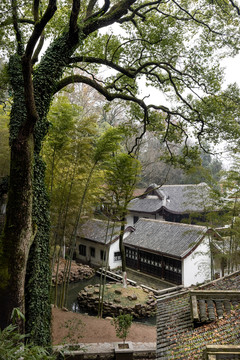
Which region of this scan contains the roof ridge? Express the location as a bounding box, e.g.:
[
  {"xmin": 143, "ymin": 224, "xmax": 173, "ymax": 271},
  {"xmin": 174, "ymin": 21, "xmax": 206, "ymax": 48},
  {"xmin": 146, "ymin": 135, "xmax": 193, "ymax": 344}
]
[{"xmin": 161, "ymin": 183, "xmax": 207, "ymax": 187}]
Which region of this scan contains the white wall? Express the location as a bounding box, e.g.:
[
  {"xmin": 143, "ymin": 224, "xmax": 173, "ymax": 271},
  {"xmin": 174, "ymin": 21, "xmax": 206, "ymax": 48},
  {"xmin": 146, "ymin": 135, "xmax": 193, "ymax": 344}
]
[
  {"xmin": 76, "ymin": 238, "xmax": 106, "ymax": 267},
  {"xmin": 182, "ymin": 236, "xmax": 211, "ymax": 287},
  {"xmin": 108, "ymin": 239, "xmax": 122, "ymax": 269},
  {"xmin": 76, "ymin": 237, "xmax": 124, "ymax": 270}
]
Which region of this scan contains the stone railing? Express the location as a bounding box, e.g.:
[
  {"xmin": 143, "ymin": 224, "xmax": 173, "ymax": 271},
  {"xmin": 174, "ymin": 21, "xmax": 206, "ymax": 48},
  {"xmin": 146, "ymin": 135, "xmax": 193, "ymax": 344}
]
[{"xmin": 204, "ymin": 345, "xmax": 240, "ymax": 359}]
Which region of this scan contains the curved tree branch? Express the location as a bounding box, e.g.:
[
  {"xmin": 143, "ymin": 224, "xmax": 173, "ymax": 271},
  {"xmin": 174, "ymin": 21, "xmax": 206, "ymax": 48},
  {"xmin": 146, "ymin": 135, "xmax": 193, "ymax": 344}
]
[
  {"xmin": 85, "ymin": 0, "xmax": 110, "ymax": 21},
  {"xmin": 172, "ymin": 0, "xmax": 222, "ymax": 35},
  {"xmin": 68, "ymin": 55, "xmax": 136, "ymax": 77},
  {"xmin": 83, "ymin": 0, "xmax": 137, "ymax": 35},
  {"xmin": 229, "ymin": 0, "xmax": 240, "ymax": 15},
  {"xmin": 118, "ymin": 0, "xmax": 161, "ymax": 23},
  {"xmin": 0, "ymin": 18, "xmax": 35, "ymax": 28},
  {"xmin": 86, "ymin": 0, "xmax": 98, "ymax": 19},
  {"xmin": 55, "ymin": 74, "xmax": 145, "ymax": 107}
]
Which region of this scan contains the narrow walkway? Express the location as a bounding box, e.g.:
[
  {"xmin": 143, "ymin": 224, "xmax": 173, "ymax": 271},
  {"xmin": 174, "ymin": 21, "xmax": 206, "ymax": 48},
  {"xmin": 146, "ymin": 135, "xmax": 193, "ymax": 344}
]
[{"xmin": 126, "ymin": 268, "xmax": 174, "ymax": 290}]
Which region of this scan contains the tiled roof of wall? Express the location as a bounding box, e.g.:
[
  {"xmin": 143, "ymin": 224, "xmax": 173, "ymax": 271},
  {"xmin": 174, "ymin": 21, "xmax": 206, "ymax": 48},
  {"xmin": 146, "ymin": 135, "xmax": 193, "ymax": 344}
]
[
  {"xmin": 156, "ymin": 271, "xmax": 240, "ymax": 360},
  {"xmin": 200, "ymin": 270, "xmax": 240, "ymax": 290}
]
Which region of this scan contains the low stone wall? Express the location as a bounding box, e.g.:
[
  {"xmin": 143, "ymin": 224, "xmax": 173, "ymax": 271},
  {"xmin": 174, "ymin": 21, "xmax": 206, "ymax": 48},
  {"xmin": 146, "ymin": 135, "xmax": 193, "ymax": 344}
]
[
  {"xmin": 78, "ymin": 284, "xmax": 157, "ymax": 319},
  {"xmin": 54, "ymin": 342, "xmax": 156, "ymax": 360},
  {"xmin": 52, "ymin": 259, "xmax": 95, "ymax": 285}
]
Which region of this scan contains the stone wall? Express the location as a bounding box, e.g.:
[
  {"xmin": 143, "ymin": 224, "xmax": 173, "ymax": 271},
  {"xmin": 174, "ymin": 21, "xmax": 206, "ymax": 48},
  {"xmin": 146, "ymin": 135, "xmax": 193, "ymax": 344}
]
[
  {"xmin": 78, "ymin": 284, "xmax": 157, "ymax": 319},
  {"xmin": 52, "ymin": 259, "xmax": 95, "ymax": 285}
]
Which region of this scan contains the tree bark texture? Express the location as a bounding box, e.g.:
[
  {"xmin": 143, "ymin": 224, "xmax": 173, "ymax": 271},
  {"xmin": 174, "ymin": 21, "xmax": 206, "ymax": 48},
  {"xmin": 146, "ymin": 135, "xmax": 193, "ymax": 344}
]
[
  {"xmin": 0, "ymin": 134, "xmax": 34, "ymax": 331},
  {"xmin": 0, "ymin": 55, "xmax": 34, "ymax": 331},
  {"xmin": 0, "ymin": 27, "xmax": 97, "ymax": 343}
]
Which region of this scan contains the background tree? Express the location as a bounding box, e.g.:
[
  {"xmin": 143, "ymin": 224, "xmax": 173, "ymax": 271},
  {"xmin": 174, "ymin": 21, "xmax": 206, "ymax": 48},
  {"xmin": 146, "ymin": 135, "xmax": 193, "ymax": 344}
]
[
  {"xmin": 219, "ymin": 161, "xmax": 240, "ymax": 274},
  {"xmin": 58, "ymin": 126, "xmax": 126, "ymax": 307},
  {"xmin": 105, "ymin": 152, "xmax": 141, "ymax": 287},
  {"xmin": 1, "ymin": 0, "xmax": 240, "ymax": 346}
]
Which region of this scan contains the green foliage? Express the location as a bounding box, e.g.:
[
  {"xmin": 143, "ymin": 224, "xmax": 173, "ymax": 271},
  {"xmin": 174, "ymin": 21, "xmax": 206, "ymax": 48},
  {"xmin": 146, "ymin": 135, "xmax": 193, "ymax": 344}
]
[
  {"xmin": 93, "ymin": 127, "xmax": 125, "ymax": 164},
  {"xmin": 10, "ymin": 307, "xmax": 25, "ymax": 325},
  {"xmin": 2, "ymin": 0, "xmax": 240, "ymax": 350},
  {"xmin": 111, "ymin": 314, "xmax": 133, "ymax": 344},
  {"xmin": 43, "ymin": 96, "xmax": 99, "ymax": 250},
  {"xmin": 218, "ymin": 159, "xmax": 240, "ymax": 272},
  {"xmin": 0, "ymin": 311, "xmax": 56, "ymax": 360},
  {"xmin": 105, "ymin": 153, "xmax": 141, "ymax": 215},
  {"xmin": 0, "ymin": 104, "xmax": 10, "ymax": 178}
]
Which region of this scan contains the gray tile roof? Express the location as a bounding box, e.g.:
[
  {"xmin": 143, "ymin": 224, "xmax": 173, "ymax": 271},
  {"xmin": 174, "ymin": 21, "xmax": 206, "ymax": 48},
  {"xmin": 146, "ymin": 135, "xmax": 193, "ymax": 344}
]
[
  {"xmin": 128, "ymin": 182, "xmax": 211, "ymax": 214},
  {"xmin": 124, "ymin": 218, "xmax": 207, "ymax": 258},
  {"xmin": 156, "ymin": 270, "xmax": 240, "ymax": 359},
  {"xmin": 77, "ymin": 219, "xmax": 121, "ymax": 244}
]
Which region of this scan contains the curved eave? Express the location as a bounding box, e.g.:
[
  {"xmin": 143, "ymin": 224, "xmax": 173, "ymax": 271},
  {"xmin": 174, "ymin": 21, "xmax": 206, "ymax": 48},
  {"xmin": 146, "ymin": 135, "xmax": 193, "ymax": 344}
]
[{"xmin": 129, "ymin": 206, "xmax": 208, "ymax": 216}]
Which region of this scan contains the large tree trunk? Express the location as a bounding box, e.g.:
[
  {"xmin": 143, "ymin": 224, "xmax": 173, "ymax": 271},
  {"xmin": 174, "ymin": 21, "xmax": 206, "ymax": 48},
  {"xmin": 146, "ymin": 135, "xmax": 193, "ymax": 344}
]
[
  {"xmin": 0, "ymin": 29, "xmax": 82, "ymax": 343},
  {"xmin": 25, "ymin": 154, "xmax": 52, "ymax": 346},
  {"xmin": 0, "ymin": 53, "xmax": 35, "ymax": 331},
  {"xmin": 0, "ymin": 133, "xmax": 34, "ymax": 331}
]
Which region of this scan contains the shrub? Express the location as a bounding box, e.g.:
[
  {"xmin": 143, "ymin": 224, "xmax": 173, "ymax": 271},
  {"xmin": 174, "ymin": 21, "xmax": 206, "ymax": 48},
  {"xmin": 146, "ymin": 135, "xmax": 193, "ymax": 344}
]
[{"xmin": 111, "ymin": 314, "xmax": 133, "ymax": 344}]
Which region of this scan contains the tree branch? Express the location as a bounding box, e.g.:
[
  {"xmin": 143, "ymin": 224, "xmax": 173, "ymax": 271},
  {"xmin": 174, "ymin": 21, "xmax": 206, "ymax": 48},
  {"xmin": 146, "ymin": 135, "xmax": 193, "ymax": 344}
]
[
  {"xmin": 68, "ymin": 55, "xmax": 135, "ymax": 77},
  {"xmin": 85, "ymin": 0, "xmax": 110, "ymax": 21},
  {"xmin": 0, "ymin": 18, "xmax": 34, "ymax": 28},
  {"xmin": 11, "ymin": 0, "xmax": 24, "ymax": 55},
  {"xmin": 86, "ymin": 0, "xmax": 98, "ymax": 19},
  {"xmin": 25, "ymin": 0, "xmax": 57, "ymax": 60},
  {"xmin": 118, "ymin": 0, "xmax": 161, "ymax": 23},
  {"xmin": 229, "ymin": 0, "xmax": 240, "ymax": 15},
  {"xmin": 83, "ymin": 0, "xmax": 137, "ymax": 35},
  {"xmin": 32, "ymin": 33, "xmax": 45, "ymax": 65},
  {"xmin": 33, "ymin": 0, "xmax": 40, "ymax": 23},
  {"xmin": 172, "ymin": 0, "xmax": 222, "ymax": 35},
  {"xmin": 54, "ymin": 74, "xmax": 145, "ymax": 107},
  {"xmin": 69, "ymin": 0, "xmax": 80, "ymax": 37}
]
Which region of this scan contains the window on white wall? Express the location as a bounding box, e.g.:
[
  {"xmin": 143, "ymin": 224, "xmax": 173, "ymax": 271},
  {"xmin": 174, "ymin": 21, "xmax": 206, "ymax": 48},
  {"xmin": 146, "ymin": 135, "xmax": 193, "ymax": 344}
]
[
  {"xmin": 114, "ymin": 251, "xmax": 121, "ymax": 261},
  {"xmin": 79, "ymin": 244, "xmax": 86, "ymax": 256}
]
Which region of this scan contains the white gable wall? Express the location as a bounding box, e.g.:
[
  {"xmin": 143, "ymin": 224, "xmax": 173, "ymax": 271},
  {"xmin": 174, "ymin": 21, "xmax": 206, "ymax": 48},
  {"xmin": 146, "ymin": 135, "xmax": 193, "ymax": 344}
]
[
  {"xmin": 108, "ymin": 229, "xmax": 133, "ymax": 269},
  {"xmin": 108, "ymin": 239, "xmax": 121, "ymax": 269},
  {"xmin": 182, "ymin": 235, "xmax": 211, "ymax": 287}
]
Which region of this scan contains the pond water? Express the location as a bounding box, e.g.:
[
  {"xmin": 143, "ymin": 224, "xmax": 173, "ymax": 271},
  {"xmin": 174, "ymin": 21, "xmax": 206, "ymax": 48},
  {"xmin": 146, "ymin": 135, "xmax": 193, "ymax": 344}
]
[{"xmin": 56, "ymin": 268, "xmax": 174, "ymax": 326}]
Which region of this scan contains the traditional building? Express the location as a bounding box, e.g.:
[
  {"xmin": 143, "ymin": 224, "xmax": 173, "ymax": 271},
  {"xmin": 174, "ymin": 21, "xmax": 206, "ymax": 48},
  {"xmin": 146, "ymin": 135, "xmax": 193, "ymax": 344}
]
[
  {"xmin": 126, "ymin": 182, "xmax": 214, "ymax": 226},
  {"xmin": 75, "ymin": 219, "xmax": 132, "ymax": 270},
  {"xmin": 123, "ymin": 218, "xmax": 220, "ymax": 286}
]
